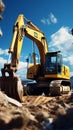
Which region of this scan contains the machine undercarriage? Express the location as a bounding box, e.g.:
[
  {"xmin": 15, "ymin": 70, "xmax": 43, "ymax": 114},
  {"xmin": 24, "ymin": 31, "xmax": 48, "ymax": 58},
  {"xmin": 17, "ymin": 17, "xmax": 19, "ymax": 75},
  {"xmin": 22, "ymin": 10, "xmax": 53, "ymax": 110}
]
[{"xmin": 22, "ymin": 78, "xmax": 71, "ymax": 97}]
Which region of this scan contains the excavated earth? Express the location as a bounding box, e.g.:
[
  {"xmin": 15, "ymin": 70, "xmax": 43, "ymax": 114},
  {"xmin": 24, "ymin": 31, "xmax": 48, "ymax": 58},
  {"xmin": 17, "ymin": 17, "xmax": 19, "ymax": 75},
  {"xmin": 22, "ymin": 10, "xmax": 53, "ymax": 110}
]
[{"xmin": 0, "ymin": 91, "xmax": 73, "ymax": 130}]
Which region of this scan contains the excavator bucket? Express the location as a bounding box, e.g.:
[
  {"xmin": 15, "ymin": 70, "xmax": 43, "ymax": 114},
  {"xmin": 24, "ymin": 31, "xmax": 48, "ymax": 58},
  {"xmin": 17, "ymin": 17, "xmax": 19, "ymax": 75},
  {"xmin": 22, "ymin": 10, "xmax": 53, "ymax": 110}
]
[
  {"xmin": 0, "ymin": 65, "xmax": 23, "ymax": 102},
  {"xmin": 0, "ymin": 76, "xmax": 23, "ymax": 102}
]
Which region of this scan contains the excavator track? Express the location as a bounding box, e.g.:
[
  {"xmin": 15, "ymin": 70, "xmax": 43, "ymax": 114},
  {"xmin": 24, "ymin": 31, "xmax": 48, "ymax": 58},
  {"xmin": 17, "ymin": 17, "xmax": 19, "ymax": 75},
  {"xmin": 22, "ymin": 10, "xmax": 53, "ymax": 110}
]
[
  {"xmin": 22, "ymin": 79, "xmax": 71, "ymax": 97},
  {"xmin": 49, "ymin": 80, "xmax": 71, "ymax": 96}
]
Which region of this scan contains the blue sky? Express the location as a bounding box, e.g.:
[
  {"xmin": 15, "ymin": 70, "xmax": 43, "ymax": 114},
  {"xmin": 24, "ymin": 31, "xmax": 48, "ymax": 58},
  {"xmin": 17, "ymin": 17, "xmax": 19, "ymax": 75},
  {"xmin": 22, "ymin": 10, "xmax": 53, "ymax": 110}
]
[{"xmin": 0, "ymin": 0, "xmax": 73, "ymax": 79}]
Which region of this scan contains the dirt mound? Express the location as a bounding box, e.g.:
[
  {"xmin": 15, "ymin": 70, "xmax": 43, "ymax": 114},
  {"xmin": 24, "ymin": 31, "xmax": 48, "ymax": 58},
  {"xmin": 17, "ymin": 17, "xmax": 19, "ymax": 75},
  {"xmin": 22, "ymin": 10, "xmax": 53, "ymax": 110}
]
[{"xmin": 0, "ymin": 91, "xmax": 73, "ymax": 130}]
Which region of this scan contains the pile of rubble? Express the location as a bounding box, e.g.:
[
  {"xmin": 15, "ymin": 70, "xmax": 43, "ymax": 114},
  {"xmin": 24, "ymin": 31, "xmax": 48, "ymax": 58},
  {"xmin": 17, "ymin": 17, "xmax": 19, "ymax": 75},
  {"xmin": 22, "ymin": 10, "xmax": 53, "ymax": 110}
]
[{"xmin": 0, "ymin": 91, "xmax": 73, "ymax": 130}]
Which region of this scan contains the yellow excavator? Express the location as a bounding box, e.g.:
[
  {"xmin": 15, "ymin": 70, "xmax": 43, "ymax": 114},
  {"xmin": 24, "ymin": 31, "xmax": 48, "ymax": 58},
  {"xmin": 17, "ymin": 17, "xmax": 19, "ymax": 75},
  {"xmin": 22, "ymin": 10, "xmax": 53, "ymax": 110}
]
[{"xmin": 0, "ymin": 14, "xmax": 71, "ymax": 102}]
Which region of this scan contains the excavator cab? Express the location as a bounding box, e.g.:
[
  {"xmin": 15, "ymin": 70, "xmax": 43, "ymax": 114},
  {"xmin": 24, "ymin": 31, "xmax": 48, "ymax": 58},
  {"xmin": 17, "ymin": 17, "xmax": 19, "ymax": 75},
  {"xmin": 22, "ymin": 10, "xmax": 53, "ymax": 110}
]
[
  {"xmin": 44, "ymin": 51, "xmax": 70, "ymax": 80},
  {"xmin": 45, "ymin": 51, "xmax": 62, "ymax": 75}
]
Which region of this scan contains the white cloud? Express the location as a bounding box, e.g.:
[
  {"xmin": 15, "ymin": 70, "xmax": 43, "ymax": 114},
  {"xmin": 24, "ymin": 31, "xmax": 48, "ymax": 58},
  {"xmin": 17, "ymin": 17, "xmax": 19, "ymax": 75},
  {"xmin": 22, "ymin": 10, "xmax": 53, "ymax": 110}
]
[
  {"xmin": 41, "ymin": 12, "xmax": 57, "ymax": 25},
  {"xmin": 0, "ymin": 48, "xmax": 9, "ymax": 55},
  {"xmin": 18, "ymin": 61, "xmax": 27, "ymax": 69},
  {"xmin": 41, "ymin": 18, "xmax": 46, "ymax": 24},
  {"xmin": 49, "ymin": 26, "xmax": 73, "ymax": 54},
  {"xmin": 41, "ymin": 17, "xmax": 51, "ymax": 25},
  {"xmin": 63, "ymin": 55, "xmax": 73, "ymax": 65},
  {"xmin": 0, "ymin": 57, "xmax": 7, "ymax": 63},
  {"xmin": 16, "ymin": 61, "xmax": 27, "ymax": 79},
  {"xmin": 50, "ymin": 12, "xmax": 57, "ymax": 24},
  {"xmin": 70, "ymin": 71, "xmax": 73, "ymax": 77}
]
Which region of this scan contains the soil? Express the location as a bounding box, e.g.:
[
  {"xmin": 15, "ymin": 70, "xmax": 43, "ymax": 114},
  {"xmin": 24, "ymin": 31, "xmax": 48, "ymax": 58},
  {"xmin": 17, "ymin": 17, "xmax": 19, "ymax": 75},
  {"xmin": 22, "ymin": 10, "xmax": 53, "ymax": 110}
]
[{"xmin": 0, "ymin": 91, "xmax": 73, "ymax": 130}]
